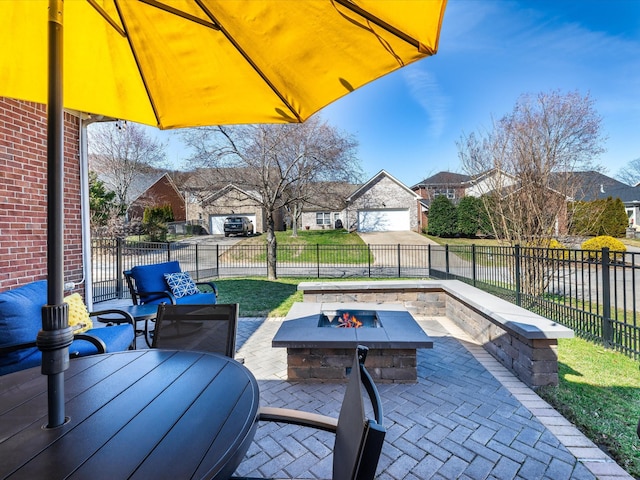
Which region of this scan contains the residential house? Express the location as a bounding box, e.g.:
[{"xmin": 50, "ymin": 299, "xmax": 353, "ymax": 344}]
[
  {"xmin": 301, "ymin": 170, "xmax": 421, "ymax": 232},
  {"xmin": 558, "ymin": 171, "xmax": 640, "ymax": 231},
  {"xmin": 127, "ymin": 172, "xmax": 185, "ymax": 223},
  {"xmin": 299, "ymin": 182, "xmax": 353, "ymax": 230},
  {"xmin": 200, "ymin": 184, "xmax": 271, "ymax": 234},
  {"xmin": 346, "ymin": 170, "xmax": 421, "ymax": 232},
  {"xmin": 412, "ymin": 171, "xmax": 471, "ymax": 228}
]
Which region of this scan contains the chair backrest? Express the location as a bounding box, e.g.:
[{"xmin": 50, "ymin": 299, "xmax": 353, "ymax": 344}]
[
  {"xmin": 152, "ymin": 303, "xmax": 239, "ymax": 358},
  {"xmin": 334, "ymin": 347, "xmax": 386, "ymax": 480},
  {"xmin": 124, "ymin": 261, "xmax": 181, "ymax": 305}
]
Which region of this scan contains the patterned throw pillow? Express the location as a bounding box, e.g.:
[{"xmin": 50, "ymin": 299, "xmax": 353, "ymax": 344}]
[
  {"xmin": 64, "ymin": 293, "xmax": 93, "ymax": 334},
  {"xmin": 164, "ymin": 272, "xmax": 200, "ymax": 298}
]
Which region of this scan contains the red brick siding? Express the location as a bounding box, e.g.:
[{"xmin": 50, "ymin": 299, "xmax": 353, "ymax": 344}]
[
  {"xmin": 129, "ymin": 176, "xmax": 186, "ymax": 221},
  {"xmin": 0, "ymin": 97, "xmax": 83, "ymax": 292}
]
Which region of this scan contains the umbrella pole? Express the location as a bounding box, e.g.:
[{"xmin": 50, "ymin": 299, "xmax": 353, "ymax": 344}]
[{"xmin": 37, "ymin": 0, "xmax": 73, "ymax": 429}]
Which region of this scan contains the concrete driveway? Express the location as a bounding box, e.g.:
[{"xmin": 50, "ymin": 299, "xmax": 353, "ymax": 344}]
[
  {"xmin": 357, "ymin": 231, "xmax": 437, "ymax": 272},
  {"xmin": 357, "ymin": 230, "xmax": 438, "ymax": 245}
]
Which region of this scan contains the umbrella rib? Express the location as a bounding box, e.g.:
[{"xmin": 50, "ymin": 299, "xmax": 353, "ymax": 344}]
[
  {"xmin": 334, "ymin": 0, "xmax": 434, "ymax": 54},
  {"xmin": 194, "ymin": 0, "xmax": 303, "ymax": 123},
  {"xmin": 110, "ymin": 0, "xmax": 163, "ymax": 127},
  {"xmin": 139, "ymin": 0, "xmax": 221, "ymax": 31},
  {"xmin": 87, "ymin": 0, "xmax": 126, "ymax": 37}
]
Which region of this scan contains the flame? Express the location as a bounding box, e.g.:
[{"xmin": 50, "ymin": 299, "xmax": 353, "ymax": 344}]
[{"xmin": 338, "ymin": 312, "xmax": 362, "ymax": 328}]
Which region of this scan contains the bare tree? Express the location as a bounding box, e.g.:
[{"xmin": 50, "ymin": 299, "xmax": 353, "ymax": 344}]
[
  {"xmin": 458, "ymin": 91, "xmax": 606, "ymax": 298},
  {"xmin": 88, "ymin": 122, "xmax": 167, "ymax": 212},
  {"xmin": 458, "ymin": 90, "xmax": 606, "ymax": 246},
  {"xmin": 616, "ymin": 157, "xmax": 640, "ymax": 186},
  {"xmin": 180, "ymin": 116, "xmax": 361, "ymax": 279}
]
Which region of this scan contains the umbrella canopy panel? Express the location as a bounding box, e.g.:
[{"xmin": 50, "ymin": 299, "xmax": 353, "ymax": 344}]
[{"xmin": 0, "ymin": 0, "xmax": 446, "ymax": 129}]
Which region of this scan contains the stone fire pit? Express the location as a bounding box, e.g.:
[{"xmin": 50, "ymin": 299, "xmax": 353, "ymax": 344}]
[{"xmin": 272, "ymin": 302, "xmax": 433, "ymax": 383}]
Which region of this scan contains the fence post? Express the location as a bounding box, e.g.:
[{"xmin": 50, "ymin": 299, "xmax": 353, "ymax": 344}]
[
  {"xmin": 195, "ymin": 244, "xmax": 200, "ymax": 280},
  {"xmin": 368, "ymin": 244, "xmax": 371, "ymax": 278},
  {"xmin": 428, "ymin": 244, "xmax": 431, "ymax": 277},
  {"xmin": 397, "ymin": 244, "xmax": 401, "ymax": 278},
  {"xmin": 116, "ymin": 238, "xmax": 123, "ymax": 299},
  {"xmin": 167, "ymin": 242, "xmax": 171, "ymax": 262},
  {"xmin": 216, "ymin": 244, "xmax": 219, "ymax": 277},
  {"xmin": 602, "ymin": 247, "xmax": 613, "ymax": 347},
  {"xmin": 472, "ymin": 244, "xmax": 477, "ymax": 287},
  {"xmin": 514, "ymin": 244, "xmax": 521, "ymax": 306},
  {"xmin": 445, "ymin": 244, "xmax": 450, "ymax": 277},
  {"xmin": 317, "ymin": 244, "xmax": 320, "ymax": 278}
]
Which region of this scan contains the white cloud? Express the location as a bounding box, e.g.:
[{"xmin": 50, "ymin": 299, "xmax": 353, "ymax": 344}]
[{"xmin": 402, "ymin": 67, "xmax": 450, "ymax": 139}]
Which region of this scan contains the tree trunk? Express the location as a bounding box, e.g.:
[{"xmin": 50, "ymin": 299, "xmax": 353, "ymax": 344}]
[
  {"xmin": 265, "ymin": 212, "xmax": 277, "ymax": 280},
  {"xmin": 291, "ymin": 204, "xmax": 299, "ymax": 237}
]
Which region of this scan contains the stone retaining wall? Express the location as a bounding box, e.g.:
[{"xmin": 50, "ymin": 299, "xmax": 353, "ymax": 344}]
[{"xmin": 300, "ymin": 280, "xmax": 574, "ymax": 388}]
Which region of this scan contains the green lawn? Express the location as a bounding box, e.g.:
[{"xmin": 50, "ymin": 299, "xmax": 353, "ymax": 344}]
[
  {"xmin": 234, "ymin": 229, "xmax": 371, "ymax": 263},
  {"xmin": 537, "ymin": 338, "xmax": 640, "ymax": 478}
]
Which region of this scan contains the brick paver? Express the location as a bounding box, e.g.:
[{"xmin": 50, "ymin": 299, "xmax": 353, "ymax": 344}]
[{"xmin": 233, "ymin": 316, "xmax": 631, "ymax": 480}]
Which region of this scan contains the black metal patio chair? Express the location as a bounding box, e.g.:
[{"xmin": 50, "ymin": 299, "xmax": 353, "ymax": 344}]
[
  {"xmin": 151, "ymin": 303, "xmax": 240, "ymax": 360},
  {"xmin": 232, "ymin": 345, "xmax": 386, "ymax": 480}
]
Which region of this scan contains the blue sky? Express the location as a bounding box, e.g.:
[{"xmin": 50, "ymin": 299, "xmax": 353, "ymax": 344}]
[{"xmin": 157, "ymin": 0, "xmax": 640, "ymax": 187}]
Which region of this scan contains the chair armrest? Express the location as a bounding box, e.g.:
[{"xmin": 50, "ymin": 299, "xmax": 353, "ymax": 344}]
[
  {"xmin": 89, "ymin": 309, "xmax": 136, "ymax": 325},
  {"xmin": 71, "ymin": 334, "xmax": 107, "ymax": 355},
  {"xmin": 196, "ymin": 281, "xmax": 218, "ymax": 296},
  {"xmin": 0, "ymin": 341, "xmax": 37, "ymax": 354},
  {"xmin": 258, "ymin": 406, "xmax": 338, "ymax": 433}
]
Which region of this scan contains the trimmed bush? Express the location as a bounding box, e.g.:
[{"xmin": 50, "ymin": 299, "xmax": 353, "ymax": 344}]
[
  {"xmin": 581, "ymin": 235, "xmax": 626, "ymax": 261},
  {"xmin": 427, "ymin": 195, "xmax": 457, "ymax": 237}
]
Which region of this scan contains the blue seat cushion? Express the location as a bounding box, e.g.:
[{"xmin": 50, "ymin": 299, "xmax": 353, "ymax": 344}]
[
  {"xmin": 130, "ymin": 261, "xmax": 181, "ymax": 303},
  {"xmin": 175, "ymin": 292, "xmax": 217, "ymax": 305},
  {"xmin": 0, "ymin": 280, "xmax": 135, "ymax": 376},
  {"xmin": 0, "ymin": 280, "xmax": 47, "ymax": 373}
]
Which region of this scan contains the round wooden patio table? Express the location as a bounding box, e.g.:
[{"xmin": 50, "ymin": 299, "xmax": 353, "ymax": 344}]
[{"xmin": 0, "ymin": 349, "xmax": 259, "ymax": 479}]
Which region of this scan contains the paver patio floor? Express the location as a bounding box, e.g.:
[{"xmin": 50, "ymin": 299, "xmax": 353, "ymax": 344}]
[{"xmin": 232, "ymin": 316, "xmax": 630, "ymax": 480}]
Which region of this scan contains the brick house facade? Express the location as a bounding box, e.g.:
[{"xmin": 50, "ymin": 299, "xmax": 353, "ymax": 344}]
[
  {"xmin": 128, "ymin": 173, "xmax": 186, "ymax": 222},
  {"xmin": 0, "ymin": 97, "xmax": 84, "ymax": 292}
]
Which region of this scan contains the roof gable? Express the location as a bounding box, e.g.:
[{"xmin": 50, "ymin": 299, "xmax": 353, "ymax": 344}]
[{"xmin": 348, "ymin": 170, "xmax": 419, "ymax": 202}]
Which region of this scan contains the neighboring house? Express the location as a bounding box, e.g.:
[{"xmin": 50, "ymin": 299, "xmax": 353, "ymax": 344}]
[
  {"xmin": 412, "ymin": 171, "xmax": 470, "ymax": 201},
  {"xmin": 346, "ymin": 170, "xmax": 421, "ymax": 232},
  {"xmin": 299, "ymin": 182, "xmax": 353, "ymax": 230},
  {"xmin": 412, "ymin": 171, "xmax": 471, "ymax": 228},
  {"xmin": 0, "ymin": 97, "xmax": 85, "ymax": 293},
  {"xmin": 300, "ymin": 170, "xmax": 420, "ymax": 232},
  {"xmin": 558, "ymin": 171, "xmax": 640, "ymax": 231},
  {"xmin": 200, "ymin": 184, "xmax": 284, "ymax": 235},
  {"xmin": 127, "ymin": 173, "xmax": 186, "ymax": 222}
]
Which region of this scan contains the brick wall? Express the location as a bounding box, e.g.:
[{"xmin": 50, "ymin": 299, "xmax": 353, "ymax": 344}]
[{"xmin": 0, "ymin": 97, "xmax": 83, "ymax": 292}]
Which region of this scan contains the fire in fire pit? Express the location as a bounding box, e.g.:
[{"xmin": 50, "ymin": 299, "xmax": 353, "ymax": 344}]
[{"xmin": 317, "ymin": 310, "xmax": 379, "ymax": 328}]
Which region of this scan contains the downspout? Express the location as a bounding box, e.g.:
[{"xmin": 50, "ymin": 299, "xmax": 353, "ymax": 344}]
[{"xmin": 79, "ymin": 116, "xmax": 93, "ymax": 310}]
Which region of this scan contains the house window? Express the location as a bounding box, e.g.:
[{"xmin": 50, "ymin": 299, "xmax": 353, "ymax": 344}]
[
  {"xmin": 316, "ymin": 212, "xmax": 331, "ymax": 225},
  {"xmin": 434, "ymin": 188, "xmax": 456, "ymax": 199}
]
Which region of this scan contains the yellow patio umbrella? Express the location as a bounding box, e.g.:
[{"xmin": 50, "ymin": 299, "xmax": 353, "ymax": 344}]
[{"xmin": 0, "ymin": 0, "xmax": 447, "ymax": 427}]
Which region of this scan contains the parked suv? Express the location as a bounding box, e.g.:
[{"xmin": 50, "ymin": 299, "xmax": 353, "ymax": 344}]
[{"xmin": 223, "ymin": 216, "xmax": 254, "ymax": 237}]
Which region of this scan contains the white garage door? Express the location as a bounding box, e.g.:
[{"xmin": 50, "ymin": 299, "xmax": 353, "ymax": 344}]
[
  {"xmin": 357, "ymin": 209, "xmax": 410, "ymax": 232},
  {"xmin": 210, "ymin": 214, "xmax": 257, "ymax": 234}
]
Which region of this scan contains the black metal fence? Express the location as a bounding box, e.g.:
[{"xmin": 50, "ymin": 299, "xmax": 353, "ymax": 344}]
[
  {"xmin": 91, "ymin": 238, "xmax": 431, "ymax": 303},
  {"xmin": 92, "ymin": 238, "xmax": 640, "ymax": 358},
  {"xmin": 429, "ymin": 244, "xmax": 640, "ymax": 358}
]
